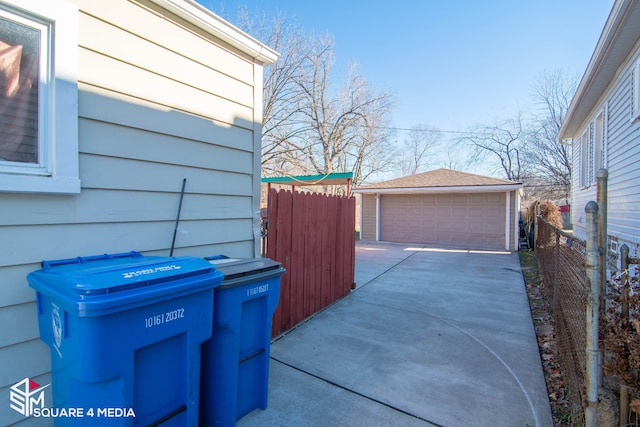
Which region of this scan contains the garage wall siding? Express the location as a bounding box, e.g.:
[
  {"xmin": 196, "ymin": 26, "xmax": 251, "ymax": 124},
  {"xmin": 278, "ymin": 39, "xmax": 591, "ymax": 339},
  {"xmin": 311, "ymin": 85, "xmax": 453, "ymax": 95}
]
[{"xmin": 361, "ymin": 194, "xmax": 377, "ymax": 241}]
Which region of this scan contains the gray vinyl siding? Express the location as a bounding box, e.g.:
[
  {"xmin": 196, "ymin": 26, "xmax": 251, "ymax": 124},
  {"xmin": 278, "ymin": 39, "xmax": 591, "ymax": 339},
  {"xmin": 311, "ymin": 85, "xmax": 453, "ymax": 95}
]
[
  {"xmin": 0, "ymin": 1, "xmax": 267, "ymax": 425},
  {"xmin": 361, "ymin": 194, "xmax": 377, "ymax": 241},
  {"xmin": 572, "ymin": 41, "xmax": 640, "ymax": 255}
]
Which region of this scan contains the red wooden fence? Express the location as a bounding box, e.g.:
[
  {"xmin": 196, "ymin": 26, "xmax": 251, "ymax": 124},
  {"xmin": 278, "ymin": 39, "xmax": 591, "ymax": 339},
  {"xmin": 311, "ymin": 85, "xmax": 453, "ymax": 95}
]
[{"xmin": 267, "ymin": 188, "xmax": 356, "ymax": 336}]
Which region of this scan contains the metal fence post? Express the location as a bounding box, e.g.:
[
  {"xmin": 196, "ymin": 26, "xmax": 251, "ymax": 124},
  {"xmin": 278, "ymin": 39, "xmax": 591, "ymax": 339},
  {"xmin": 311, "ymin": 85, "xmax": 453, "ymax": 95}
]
[
  {"xmin": 597, "ymin": 169, "xmax": 608, "ymax": 386},
  {"xmin": 585, "ymin": 201, "xmax": 600, "ymax": 427},
  {"xmin": 534, "ymin": 201, "xmax": 540, "ymax": 249}
]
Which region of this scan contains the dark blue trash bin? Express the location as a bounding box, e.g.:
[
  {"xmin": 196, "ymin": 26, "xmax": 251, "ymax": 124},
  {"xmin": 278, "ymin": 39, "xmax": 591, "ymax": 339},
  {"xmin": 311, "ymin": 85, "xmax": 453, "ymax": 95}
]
[
  {"xmin": 200, "ymin": 257, "xmax": 285, "ymax": 426},
  {"xmin": 27, "ymin": 252, "xmax": 224, "ymax": 426}
]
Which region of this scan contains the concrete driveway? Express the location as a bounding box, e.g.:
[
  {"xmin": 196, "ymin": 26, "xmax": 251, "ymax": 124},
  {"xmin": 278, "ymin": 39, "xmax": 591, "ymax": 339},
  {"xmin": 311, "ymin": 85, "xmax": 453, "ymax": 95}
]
[{"xmin": 238, "ymin": 241, "xmax": 553, "ymax": 427}]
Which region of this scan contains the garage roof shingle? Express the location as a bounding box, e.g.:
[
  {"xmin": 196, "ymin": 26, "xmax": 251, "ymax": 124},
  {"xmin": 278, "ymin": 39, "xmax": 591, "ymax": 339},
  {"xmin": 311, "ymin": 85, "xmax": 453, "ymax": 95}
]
[{"xmin": 356, "ymin": 168, "xmax": 519, "ymax": 190}]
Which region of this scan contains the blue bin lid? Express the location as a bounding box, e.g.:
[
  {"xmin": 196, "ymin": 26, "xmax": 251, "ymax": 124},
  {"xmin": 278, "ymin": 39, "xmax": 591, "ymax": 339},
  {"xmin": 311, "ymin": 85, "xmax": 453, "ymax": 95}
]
[{"xmin": 27, "ymin": 252, "xmax": 224, "ymax": 316}]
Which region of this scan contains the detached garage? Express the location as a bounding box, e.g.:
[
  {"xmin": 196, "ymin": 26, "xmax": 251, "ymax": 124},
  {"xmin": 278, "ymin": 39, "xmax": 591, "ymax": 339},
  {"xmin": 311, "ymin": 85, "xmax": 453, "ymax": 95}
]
[{"xmin": 353, "ymin": 169, "xmax": 522, "ymax": 251}]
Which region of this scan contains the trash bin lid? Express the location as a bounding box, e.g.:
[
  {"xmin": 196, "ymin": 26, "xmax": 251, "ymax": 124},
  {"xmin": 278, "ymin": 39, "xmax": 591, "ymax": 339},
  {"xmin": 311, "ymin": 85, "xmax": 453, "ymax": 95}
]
[
  {"xmin": 28, "ymin": 252, "xmax": 224, "ymax": 315},
  {"xmin": 207, "ymin": 258, "xmax": 284, "ymax": 288},
  {"xmin": 213, "ymin": 258, "xmax": 281, "ymax": 279}
]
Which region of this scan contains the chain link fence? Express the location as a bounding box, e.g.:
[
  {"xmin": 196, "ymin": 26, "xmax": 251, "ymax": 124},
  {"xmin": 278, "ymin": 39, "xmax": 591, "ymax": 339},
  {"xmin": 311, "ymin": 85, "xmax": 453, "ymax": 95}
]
[{"xmin": 536, "ymin": 218, "xmax": 588, "ymax": 425}]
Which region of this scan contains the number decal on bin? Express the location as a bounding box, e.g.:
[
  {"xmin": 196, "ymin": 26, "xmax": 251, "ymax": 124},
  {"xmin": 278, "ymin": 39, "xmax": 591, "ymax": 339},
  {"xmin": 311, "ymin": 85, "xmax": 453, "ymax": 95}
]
[
  {"xmin": 145, "ymin": 308, "xmax": 185, "ymax": 328},
  {"xmin": 247, "ymin": 283, "xmax": 269, "ymax": 297}
]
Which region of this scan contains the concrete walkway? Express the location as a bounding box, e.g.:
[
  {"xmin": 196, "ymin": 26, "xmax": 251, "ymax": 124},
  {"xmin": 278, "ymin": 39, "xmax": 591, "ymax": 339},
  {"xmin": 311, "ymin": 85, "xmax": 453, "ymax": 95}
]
[{"xmin": 238, "ymin": 241, "xmax": 553, "ymax": 427}]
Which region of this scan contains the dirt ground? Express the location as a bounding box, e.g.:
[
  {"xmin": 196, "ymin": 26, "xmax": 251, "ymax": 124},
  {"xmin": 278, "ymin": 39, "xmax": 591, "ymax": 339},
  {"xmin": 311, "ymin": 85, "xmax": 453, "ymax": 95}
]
[{"xmin": 519, "ymin": 250, "xmax": 571, "ymax": 426}]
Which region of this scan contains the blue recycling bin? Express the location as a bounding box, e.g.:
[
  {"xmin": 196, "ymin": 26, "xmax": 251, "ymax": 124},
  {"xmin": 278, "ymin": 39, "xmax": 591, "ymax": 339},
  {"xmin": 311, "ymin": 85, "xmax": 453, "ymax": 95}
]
[
  {"xmin": 27, "ymin": 252, "xmax": 224, "ymax": 426},
  {"xmin": 200, "ymin": 257, "xmax": 285, "ymax": 426}
]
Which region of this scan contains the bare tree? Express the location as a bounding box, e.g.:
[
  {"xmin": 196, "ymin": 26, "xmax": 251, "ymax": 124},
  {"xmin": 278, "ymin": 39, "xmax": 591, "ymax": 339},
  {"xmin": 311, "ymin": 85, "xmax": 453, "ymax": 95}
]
[
  {"xmin": 293, "ymin": 42, "xmax": 395, "ymax": 183},
  {"xmin": 439, "ymin": 138, "xmax": 476, "ymax": 171},
  {"xmin": 233, "ymin": 9, "xmax": 308, "ymax": 176},
  {"xmin": 399, "ymin": 124, "xmax": 441, "ymax": 175},
  {"xmin": 524, "ymin": 69, "xmax": 577, "ymax": 202},
  {"xmin": 233, "ymin": 9, "xmax": 395, "ymax": 187},
  {"xmin": 347, "ymin": 104, "xmax": 397, "ymax": 186},
  {"xmin": 458, "ymin": 113, "xmax": 526, "ymax": 181}
]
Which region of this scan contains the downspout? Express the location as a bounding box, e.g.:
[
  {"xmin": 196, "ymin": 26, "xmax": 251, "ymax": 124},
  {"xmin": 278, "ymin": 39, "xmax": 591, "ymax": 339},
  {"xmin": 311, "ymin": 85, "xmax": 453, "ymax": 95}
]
[
  {"xmin": 358, "ymin": 194, "xmax": 363, "ymax": 241},
  {"xmin": 515, "ymin": 190, "xmax": 522, "ymax": 251},
  {"xmin": 505, "ymin": 191, "xmax": 511, "ymax": 250},
  {"xmin": 375, "ymin": 193, "xmax": 381, "ymax": 241}
]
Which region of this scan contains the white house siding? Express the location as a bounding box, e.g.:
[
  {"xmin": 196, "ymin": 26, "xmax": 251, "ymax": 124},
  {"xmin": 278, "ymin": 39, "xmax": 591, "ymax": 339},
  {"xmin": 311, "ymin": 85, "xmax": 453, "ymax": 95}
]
[
  {"xmin": 0, "ymin": 1, "xmax": 272, "ymax": 425},
  {"xmin": 572, "ymin": 42, "xmax": 640, "ymax": 258},
  {"xmin": 571, "ymin": 129, "xmax": 591, "ymax": 241},
  {"xmin": 606, "ymin": 45, "xmax": 640, "ymax": 257}
]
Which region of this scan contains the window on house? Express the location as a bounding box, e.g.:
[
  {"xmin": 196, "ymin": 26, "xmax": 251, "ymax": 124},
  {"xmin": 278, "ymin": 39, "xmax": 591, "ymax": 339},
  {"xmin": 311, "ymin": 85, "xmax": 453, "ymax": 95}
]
[
  {"xmin": 579, "ymin": 107, "xmax": 607, "ymax": 189},
  {"xmin": 0, "ymin": 0, "xmax": 79, "ymax": 194},
  {"xmin": 633, "ymin": 58, "xmax": 640, "ymax": 122},
  {"xmin": 579, "ymin": 128, "xmax": 590, "ymax": 188},
  {"xmin": 594, "ymin": 110, "xmax": 605, "ymax": 174},
  {"xmin": 0, "ymin": 12, "xmax": 42, "ymax": 165}
]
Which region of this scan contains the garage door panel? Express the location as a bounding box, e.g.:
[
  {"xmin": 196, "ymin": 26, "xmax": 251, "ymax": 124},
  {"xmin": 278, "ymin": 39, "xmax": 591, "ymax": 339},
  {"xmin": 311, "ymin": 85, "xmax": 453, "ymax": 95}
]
[
  {"xmin": 422, "ymin": 195, "xmax": 437, "ymax": 204},
  {"xmin": 436, "ymin": 194, "xmax": 453, "ymax": 204},
  {"xmin": 468, "ymin": 234, "xmax": 489, "ymax": 246},
  {"xmin": 422, "ymin": 207, "xmax": 436, "ymax": 216},
  {"xmin": 485, "ymin": 222, "xmax": 503, "ymax": 233},
  {"xmin": 486, "ymin": 193, "xmax": 504, "ymax": 202},
  {"xmin": 380, "ymin": 193, "xmax": 506, "ymax": 250},
  {"xmin": 468, "ymin": 220, "xmax": 485, "ymax": 230},
  {"xmin": 467, "ymin": 193, "xmax": 485, "ymax": 203},
  {"xmin": 453, "ymin": 220, "xmax": 472, "ymax": 232},
  {"xmin": 485, "ymin": 235, "xmax": 505, "ymax": 248},
  {"xmin": 486, "ymin": 206, "xmax": 503, "ymax": 216},
  {"xmin": 421, "ymin": 220, "xmax": 436, "ymax": 231},
  {"xmin": 452, "ymin": 194, "xmax": 470, "ymax": 203},
  {"xmin": 437, "ymin": 220, "xmax": 453, "ymax": 231},
  {"xmin": 452, "ymin": 207, "xmax": 467, "ymax": 217},
  {"xmin": 420, "ymin": 231, "xmax": 436, "ymax": 241}
]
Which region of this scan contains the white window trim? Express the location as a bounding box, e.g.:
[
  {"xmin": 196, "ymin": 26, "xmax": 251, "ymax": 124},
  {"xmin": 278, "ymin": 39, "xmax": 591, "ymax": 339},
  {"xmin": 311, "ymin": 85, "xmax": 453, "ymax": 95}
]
[
  {"xmin": 579, "ymin": 105, "xmax": 607, "ymax": 189},
  {"xmin": 0, "ymin": 0, "xmax": 79, "ymax": 194},
  {"xmin": 594, "ymin": 108, "xmax": 605, "ymax": 175},
  {"xmin": 633, "ymin": 58, "xmax": 640, "ymax": 122},
  {"xmin": 579, "ymin": 129, "xmax": 589, "ymax": 189}
]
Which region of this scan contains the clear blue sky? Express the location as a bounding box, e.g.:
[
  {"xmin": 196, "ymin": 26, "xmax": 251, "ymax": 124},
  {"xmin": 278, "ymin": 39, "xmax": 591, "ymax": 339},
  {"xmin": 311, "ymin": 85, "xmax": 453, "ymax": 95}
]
[{"xmin": 202, "ymin": 1, "xmax": 613, "ymax": 134}]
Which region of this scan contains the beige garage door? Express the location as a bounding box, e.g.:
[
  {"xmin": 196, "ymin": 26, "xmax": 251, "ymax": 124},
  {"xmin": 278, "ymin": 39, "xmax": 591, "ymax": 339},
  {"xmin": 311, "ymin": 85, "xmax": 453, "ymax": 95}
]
[{"xmin": 380, "ymin": 193, "xmax": 506, "ymax": 249}]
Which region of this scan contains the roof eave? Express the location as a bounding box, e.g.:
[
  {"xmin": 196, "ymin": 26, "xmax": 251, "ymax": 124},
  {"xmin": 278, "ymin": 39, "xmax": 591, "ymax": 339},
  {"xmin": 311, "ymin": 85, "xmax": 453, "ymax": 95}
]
[
  {"xmin": 148, "ymin": 0, "xmax": 279, "ymax": 65},
  {"xmin": 352, "ymin": 184, "xmax": 523, "ymax": 194},
  {"xmin": 559, "ymin": 0, "xmax": 635, "ymax": 140}
]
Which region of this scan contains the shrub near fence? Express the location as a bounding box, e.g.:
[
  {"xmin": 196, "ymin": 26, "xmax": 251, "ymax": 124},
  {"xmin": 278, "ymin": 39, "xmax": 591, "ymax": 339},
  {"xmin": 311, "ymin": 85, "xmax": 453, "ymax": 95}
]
[{"xmin": 536, "ymin": 218, "xmax": 588, "ymax": 425}]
